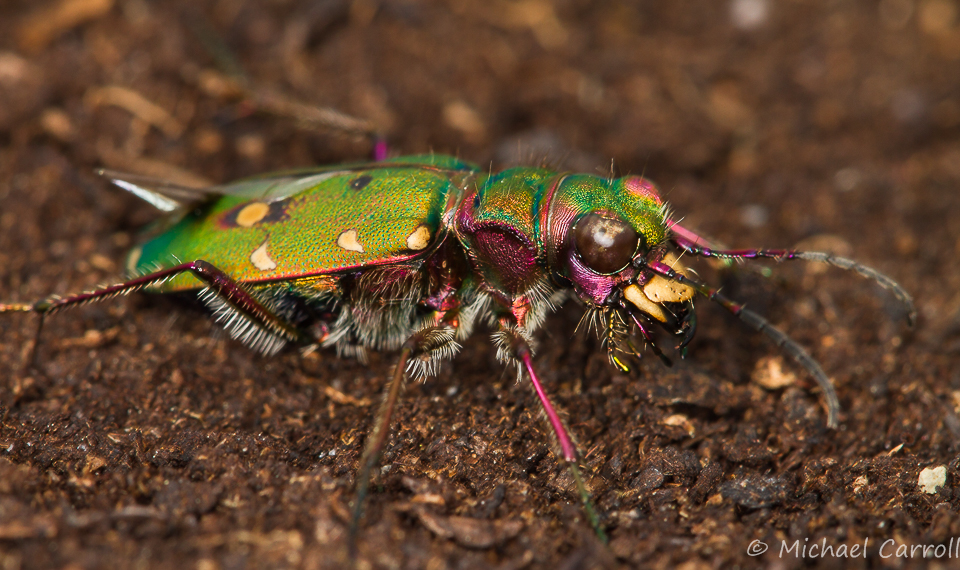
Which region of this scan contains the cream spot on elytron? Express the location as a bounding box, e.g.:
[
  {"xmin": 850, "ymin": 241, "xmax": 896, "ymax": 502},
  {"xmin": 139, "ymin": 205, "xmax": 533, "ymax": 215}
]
[
  {"xmin": 406, "ymin": 225, "xmax": 431, "ymax": 250},
  {"xmin": 250, "ymin": 240, "xmax": 277, "ymax": 271},
  {"xmin": 236, "ymin": 202, "xmax": 270, "ymax": 227},
  {"xmin": 337, "ymin": 229, "xmax": 364, "ymax": 252},
  {"xmin": 126, "ymin": 246, "xmax": 142, "ymax": 275}
]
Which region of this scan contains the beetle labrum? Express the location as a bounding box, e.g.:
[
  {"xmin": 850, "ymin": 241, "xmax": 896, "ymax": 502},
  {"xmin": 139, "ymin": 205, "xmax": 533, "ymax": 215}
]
[{"xmin": 1, "ymin": 154, "xmax": 915, "ymax": 540}]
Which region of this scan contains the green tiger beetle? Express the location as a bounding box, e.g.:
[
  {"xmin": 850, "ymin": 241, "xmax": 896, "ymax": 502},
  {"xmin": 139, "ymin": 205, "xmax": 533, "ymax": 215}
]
[{"xmin": 0, "ymin": 153, "xmax": 915, "ymax": 545}]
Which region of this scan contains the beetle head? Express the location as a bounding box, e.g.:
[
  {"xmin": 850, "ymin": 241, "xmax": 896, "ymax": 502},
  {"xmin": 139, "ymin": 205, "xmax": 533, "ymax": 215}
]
[{"xmin": 548, "ymin": 174, "xmax": 694, "ymax": 332}]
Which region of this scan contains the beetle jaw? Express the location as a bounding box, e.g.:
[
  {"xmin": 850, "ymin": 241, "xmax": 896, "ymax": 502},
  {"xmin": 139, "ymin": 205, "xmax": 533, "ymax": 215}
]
[
  {"xmin": 621, "ymin": 251, "xmax": 695, "ymax": 322},
  {"xmin": 565, "ymin": 248, "xmax": 694, "ymax": 319}
]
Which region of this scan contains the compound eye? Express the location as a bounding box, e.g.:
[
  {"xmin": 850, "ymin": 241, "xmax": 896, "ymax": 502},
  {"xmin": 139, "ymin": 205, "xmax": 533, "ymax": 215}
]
[{"xmin": 573, "ymin": 213, "xmax": 643, "ymax": 274}]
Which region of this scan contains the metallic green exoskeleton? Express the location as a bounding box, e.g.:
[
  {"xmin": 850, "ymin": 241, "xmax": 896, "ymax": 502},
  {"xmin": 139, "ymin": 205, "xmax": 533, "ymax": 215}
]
[
  {"xmin": 1, "ymin": 153, "xmax": 916, "ymax": 542},
  {"xmin": 115, "ymin": 153, "xmax": 688, "ymax": 378}
]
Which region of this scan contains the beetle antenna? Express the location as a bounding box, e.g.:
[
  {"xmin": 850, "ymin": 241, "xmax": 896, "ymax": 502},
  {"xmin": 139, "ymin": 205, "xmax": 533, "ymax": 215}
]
[
  {"xmin": 635, "ymin": 257, "xmax": 841, "ymax": 428},
  {"xmin": 669, "ymin": 229, "xmax": 916, "ymax": 326}
]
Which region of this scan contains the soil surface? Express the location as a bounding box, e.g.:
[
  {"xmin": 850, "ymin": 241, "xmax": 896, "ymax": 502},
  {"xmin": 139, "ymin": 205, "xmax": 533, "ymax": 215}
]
[{"xmin": 1, "ymin": 1, "xmax": 959, "ymax": 569}]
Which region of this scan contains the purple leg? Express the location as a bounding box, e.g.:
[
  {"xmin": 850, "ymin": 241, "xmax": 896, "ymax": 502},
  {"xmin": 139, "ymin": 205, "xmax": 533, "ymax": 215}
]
[
  {"xmin": 517, "ymin": 347, "xmax": 577, "ymax": 462},
  {"xmin": 501, "ymin": 329, "xmax": 607, "ymax": 542},
  {"xmin": 2, "ymin": 261, "xmax": 305, "ymax": 356}
]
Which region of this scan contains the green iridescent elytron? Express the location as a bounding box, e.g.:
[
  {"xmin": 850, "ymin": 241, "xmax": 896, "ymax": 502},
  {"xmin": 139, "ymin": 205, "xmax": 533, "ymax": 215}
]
[
  {"xmin": 131, "ymin": 157, "xmax": 459, "ymax": 294},
  {"xmin": 1, "ymin": 153, "xmax": 915, "ymax": 541}
]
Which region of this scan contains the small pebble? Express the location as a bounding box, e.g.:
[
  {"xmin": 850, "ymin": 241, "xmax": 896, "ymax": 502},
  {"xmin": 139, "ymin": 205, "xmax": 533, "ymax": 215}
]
[
  {"xmin": 918, "ymin": 465, "xmax": 947, "ymax": 494},
  {"xmin": 752, "ymin": 356, "xmax": 797, "ymax": 390},
  {"xmin": 852, "ymin": 474, "xmax": 869, "ymax": 493},
  {"xmin": 740, "ymin": 204, "xmax": 769, "ymax": 228},
  {"xmin": 662, "ymin": 414, "xmax": 696, "ymax": 437},
  {"xmin": 236, "ymin": 134, "xmax": 265, "ymax": 160},
  {"xmin": 834, "ymin": 167, "xmax": 862, "ymax": 192},
  {"xmin": 40, "ymin": 108, "xmax": 75, "ymax": 142},
  {"xmin": 730, "ymin": 0, "xmax": 770, "ymax": 30}
]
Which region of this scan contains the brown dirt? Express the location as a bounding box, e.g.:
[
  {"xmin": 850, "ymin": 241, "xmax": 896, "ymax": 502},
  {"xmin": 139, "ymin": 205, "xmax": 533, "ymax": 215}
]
[{"xmin": 1, "ymin": 1, "xmax": 959, "ymax": 568}]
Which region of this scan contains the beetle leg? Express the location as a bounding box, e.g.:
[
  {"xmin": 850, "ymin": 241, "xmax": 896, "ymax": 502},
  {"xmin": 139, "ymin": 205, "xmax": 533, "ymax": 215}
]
[
  {"xmin": 2, "ymin": 260, "xmax": 306, "ymax": 360},
  {"xmin": 669, "ymin": 228, "xmax": 916, "ymax": 325},
  {"xmin": 348, "ymin": 324, "xmax": 460, "ymax": 554},
  {"xmin": 495, "ymin": 325, "xmax": 608, "ymax": 543},
  {"xmin": 349, "ymin": 340, "xmax": 411, "ymax": 556}
]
